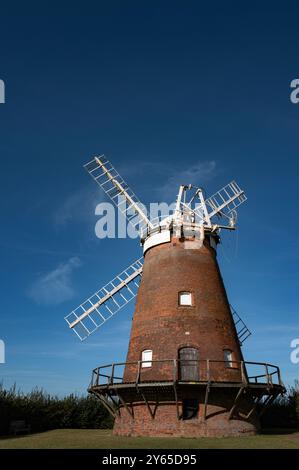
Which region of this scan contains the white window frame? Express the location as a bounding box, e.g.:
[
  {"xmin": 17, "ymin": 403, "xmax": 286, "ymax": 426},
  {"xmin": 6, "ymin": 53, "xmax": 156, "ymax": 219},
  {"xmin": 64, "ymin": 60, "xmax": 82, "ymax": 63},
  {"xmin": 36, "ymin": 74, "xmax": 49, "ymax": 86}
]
[
  {"xmin": 224, "ymin": 349, "xmax": 234, "ymax": 368},
  {"xmin": 179, "ymin": 291, "xmax": 192, "ymax": 306},
  {"xmin": 141, "ymin": 349, "xmax": 152, "ymax": 368}
]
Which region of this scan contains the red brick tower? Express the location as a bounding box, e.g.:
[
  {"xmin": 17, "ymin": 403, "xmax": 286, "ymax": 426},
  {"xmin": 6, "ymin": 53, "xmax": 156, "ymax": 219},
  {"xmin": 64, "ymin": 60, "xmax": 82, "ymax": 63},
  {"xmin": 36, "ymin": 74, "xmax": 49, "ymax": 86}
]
[
  {"xmin": 115, "ymin": 233, "xmax": 249, "ymax": 436},
  {"xmin": 66, "ymin": 156, "xmax": 285, "ymax": 438}
]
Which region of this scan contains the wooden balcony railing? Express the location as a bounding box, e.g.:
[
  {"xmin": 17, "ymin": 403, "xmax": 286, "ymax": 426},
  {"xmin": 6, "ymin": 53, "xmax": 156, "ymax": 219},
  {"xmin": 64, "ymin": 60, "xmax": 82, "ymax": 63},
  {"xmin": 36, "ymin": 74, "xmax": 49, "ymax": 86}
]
[{"xmin": 89, "ymin": 359, "xmax": 283, "ymax": 389}]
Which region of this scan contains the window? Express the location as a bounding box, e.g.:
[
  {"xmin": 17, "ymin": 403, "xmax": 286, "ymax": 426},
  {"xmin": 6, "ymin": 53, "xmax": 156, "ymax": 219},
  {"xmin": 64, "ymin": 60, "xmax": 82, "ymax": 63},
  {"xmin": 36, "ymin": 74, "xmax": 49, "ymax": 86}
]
[
  {"xmin": 182, "ymin": 399, "xmax": 199, "ymax": 420},
  {"xmin": 224, "ymin": 349, "xmax": 233, "ymax": 368},
  {"xmin": 179, "ymin": 291, "xmax": 192, "ymax": 306},
  {"xmin": 141, "ymin": 349, "xmax": 152, "ymax": 368}
]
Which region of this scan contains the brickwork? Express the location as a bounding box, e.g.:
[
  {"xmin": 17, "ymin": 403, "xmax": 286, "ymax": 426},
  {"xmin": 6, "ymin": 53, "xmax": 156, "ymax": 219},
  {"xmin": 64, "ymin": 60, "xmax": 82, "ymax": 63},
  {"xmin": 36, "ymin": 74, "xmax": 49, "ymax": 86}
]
[
  {"xmin": 114, "ymin": 234, "xmax": 259, "ymax": 436},
  {"xmin": 113, "ymin": 388, "xmax": 259, "ymax": 437},
  {"xmin": 124, "ymin": 235, "xmax": 243, "ymax": 383}
]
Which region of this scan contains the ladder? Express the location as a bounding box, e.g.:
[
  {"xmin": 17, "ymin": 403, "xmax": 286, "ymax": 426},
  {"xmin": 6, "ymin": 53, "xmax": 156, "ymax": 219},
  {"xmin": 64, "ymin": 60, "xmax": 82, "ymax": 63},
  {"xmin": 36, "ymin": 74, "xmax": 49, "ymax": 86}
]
[
  {"xmin": 65, "ymin": 258, "xmax": 144, "ymax": 340},
  {"xmin": 231, "ymin": 305, "xmax": 252, "ymax": 345}
]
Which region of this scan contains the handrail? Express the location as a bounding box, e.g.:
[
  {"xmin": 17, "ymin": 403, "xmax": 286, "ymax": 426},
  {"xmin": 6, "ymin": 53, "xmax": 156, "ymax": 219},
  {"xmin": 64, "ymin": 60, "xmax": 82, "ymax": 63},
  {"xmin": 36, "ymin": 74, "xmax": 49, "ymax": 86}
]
[
  {"xmin": 89, "ymin": 359, "xmax": 283, "ymax": 389},
  {"xmin": 247, "ymin": 371, "xmax": 277, "ymax": 379},
  {"xmin": 139, "ymin": 213, "xmax": 208, "ymax": 240}
]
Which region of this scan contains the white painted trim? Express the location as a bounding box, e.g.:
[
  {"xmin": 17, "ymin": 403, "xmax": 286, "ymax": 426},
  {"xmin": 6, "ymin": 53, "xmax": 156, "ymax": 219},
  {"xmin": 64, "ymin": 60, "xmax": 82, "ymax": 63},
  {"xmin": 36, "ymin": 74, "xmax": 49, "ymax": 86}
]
[{"xmin": 143, "ymin": 230, "xmax": 171, "ymax": 254}]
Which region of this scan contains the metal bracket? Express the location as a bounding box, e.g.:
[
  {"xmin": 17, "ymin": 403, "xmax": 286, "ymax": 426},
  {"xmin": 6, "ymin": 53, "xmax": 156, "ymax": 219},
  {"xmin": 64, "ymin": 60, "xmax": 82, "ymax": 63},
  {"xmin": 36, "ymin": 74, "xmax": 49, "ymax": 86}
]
[
  {"xmin": 204, "ymin": 381, "xmax": 211, "ymax": 420},
  {"xmin": 229, "ymin": 386, "xmax": 246, "ymax": 420},
  {"xmin": 117, "ymin": 392, "xmax": 134, "ymax": 419}
]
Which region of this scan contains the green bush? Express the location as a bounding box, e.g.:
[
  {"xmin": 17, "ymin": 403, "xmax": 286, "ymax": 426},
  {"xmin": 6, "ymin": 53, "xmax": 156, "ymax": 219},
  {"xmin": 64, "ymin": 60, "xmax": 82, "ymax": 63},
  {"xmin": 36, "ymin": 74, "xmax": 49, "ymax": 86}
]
[
  {"xmin": 0, "ymin": 384, "xmax": 113, "ymax": 435},
  {"xmin": 1, "ymin": 381, "xmax": 298, "ymax": 435},
  {"xmin": 260, "ymin": 380, "xmax": 299, "ymax": 429}
]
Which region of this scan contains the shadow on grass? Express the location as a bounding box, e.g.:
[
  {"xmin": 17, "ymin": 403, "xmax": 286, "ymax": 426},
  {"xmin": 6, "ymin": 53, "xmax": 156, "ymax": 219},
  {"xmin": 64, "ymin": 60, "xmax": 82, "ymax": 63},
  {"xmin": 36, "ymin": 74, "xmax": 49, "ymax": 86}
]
[
  {"xmin": 0, "ymin": 430, "xmax": 53, "ymax": 441},
  {"xmin": 261, "ymin": 428, "xmax": 299, "ymax": 435}
]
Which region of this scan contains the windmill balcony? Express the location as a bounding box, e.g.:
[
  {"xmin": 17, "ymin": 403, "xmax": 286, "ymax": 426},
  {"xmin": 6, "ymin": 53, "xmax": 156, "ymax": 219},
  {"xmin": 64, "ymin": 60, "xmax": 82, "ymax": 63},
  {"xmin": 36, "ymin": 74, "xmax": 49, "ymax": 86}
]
[
  {"xmin": 89, "ymin": 359, "xmax": 284, "ymax": 391},
  {"xmin": 88, "ymin": 359, "xmax": 285, "ymax": 423}
]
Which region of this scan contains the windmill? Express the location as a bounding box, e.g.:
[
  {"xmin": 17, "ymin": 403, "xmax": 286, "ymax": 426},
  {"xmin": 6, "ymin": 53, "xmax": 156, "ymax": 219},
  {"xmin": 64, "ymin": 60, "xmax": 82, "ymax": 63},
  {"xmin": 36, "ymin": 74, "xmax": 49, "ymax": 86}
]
[{"xmin": 65, "ymin": 155, "xmax": 284, "ymax": 437}]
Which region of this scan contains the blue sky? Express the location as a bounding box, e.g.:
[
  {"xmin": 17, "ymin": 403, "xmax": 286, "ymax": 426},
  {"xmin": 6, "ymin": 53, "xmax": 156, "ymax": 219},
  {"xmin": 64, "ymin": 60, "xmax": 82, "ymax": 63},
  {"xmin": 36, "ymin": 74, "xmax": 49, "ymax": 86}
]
[{"xmin": 0, "ymin": 2, "xmax": 298, "ymax": 395}]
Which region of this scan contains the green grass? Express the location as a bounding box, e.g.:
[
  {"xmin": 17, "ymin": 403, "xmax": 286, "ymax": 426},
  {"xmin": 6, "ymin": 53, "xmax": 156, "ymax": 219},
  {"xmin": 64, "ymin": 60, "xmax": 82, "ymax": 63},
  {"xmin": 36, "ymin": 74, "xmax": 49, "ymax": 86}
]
[{"xmin": 0, "ymin": 429, "xmax": 299, "ymax": 449}]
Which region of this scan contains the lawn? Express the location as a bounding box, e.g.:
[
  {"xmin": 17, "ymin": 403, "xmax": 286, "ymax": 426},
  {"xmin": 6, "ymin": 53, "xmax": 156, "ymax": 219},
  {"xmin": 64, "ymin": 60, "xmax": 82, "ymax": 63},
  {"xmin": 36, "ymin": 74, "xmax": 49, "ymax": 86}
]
[{"xmin": 0, "ymin": 429, "xmax": 299, "ymax": 449}]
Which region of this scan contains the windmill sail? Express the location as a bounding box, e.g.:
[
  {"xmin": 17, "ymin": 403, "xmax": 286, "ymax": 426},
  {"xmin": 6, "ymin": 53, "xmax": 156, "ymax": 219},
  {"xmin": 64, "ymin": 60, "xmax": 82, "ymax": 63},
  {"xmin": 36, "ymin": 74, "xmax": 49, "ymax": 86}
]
[
  {"xmin": 192, "ymin": 181, "xmax": 246, "ymax": 225},
  {"xmin": 204, "ymin": 181, "xmax": 247, "ymax": 220},
  {"xmin": 84, "ymin": 155, "xmax": 153, "ymax": 234},
  {"xmin": 65, "ymin": 258, "xmax": 143, "ymax": 340}
]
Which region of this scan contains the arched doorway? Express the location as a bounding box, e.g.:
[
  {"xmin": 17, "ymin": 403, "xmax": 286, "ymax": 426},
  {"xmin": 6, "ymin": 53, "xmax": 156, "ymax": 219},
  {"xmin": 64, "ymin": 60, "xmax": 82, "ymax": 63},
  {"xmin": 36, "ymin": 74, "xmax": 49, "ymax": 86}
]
[{"xmin": 179, "ymin": 347, "xmax": 199, "ymax": 381}]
